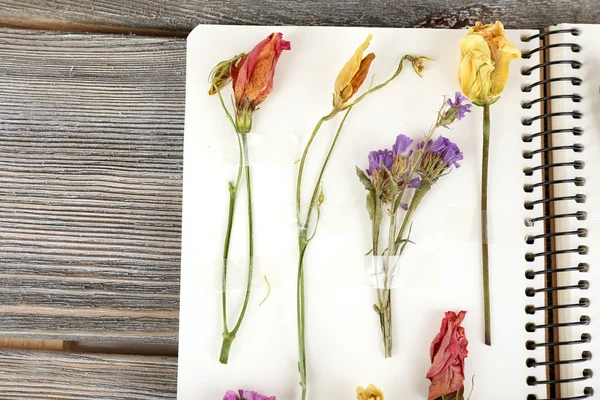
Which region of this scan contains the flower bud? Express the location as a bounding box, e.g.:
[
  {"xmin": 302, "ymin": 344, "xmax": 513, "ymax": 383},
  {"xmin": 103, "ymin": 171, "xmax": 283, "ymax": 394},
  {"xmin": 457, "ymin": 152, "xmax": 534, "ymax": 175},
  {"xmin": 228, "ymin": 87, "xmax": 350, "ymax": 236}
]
[
  {"xmin": 406, "ymin": 55, "xmax": 432, "ymax": 77},
  {"xmin": 317, "ymin": 186, "xmax": 325, "ymax": 209},
  {"xmin": 209, "ymin": 59, "xmax": 232, "ymax": 95},
  {"xmin": 231, "ymin": 33, "xmax": 291, "ymax": 133},
  {"xmin": 333, "ymin": 35, "xmax": 376, "ymax": 109}
]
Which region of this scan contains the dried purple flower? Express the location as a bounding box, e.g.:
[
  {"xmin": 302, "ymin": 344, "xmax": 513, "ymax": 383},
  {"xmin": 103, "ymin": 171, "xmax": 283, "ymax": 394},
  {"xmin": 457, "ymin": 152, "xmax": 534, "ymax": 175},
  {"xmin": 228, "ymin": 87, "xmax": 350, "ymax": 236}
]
[
  {"xmin": 437, "ymin": 92, "xmax": 471, "ymax": 127},
  {"xmin": 223, "ymin": 390, "xmax": 276, "ymax": 400},
  {"xmin": 417, "ymin": 136, "xmax": 463, "ymax": 183},
  {"xmin": 446, "ymin": 92, "xmax": 472, "ymax": 121},
  {"xmin": 392, "ymin": 134, "xmax": 413, "ymax": 157},
  {"xmin": 366, "ymin": 149, "xmax": 393, "ymax": 177}
]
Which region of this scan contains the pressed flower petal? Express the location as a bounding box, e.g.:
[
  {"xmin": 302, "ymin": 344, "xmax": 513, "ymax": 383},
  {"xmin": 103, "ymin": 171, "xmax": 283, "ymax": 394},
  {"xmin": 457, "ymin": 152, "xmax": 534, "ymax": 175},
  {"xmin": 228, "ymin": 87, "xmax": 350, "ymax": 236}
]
[
  {"xmin": 334, "ymin": 34, "xmax": 373, "ymax": 104},
  {"xmin": 392, "ymin": 134, "xmax": 414, "ymax": 156},
  {"xmin": 349, "ymin": 53, "xmax": 376, "ymax": 97},
  {"xmin": 366, "ymin": 149, "xmax": 393, "ymax": 177},
  {"xmin": 427, "ymin": 311, "xmax": 468, "ymax": 400},
  {"xmin": 458, "ymin": 34, "xmax": 494, "ymax": 105},
  {"xmin": 245, "ymin": 33, "xmax": 291, "ymax": 108},
  {"xmin": 223, "ymin": 390, "xmax": 240, "ymax": 400}
]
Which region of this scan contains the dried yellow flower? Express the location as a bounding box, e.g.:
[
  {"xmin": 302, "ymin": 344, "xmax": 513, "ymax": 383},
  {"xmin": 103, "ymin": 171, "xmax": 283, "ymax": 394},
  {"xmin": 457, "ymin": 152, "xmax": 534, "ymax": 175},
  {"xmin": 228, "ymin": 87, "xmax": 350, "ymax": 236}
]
[
  {"xmin": 357, "ymin": 383, "xmax": 385, "ymax": 400},
  {"xmin": 458, "ymin": 21, "xmax": 520, "ymax": 105},
  {"xmin": 333, "ymin": 35, "xmax": 376, "ymax": 108}
]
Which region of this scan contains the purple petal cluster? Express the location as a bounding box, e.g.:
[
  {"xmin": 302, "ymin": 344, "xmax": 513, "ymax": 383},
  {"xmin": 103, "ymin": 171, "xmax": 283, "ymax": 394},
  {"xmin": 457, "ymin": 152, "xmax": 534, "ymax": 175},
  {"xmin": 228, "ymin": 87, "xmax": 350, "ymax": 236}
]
[
  {"xmin": 366, "ymin": 149, "xmax": 393, "ymax": 177},
  {"xmin": 419, "ymin": 136, "xmax": 464, "ymax": 168},
  {"xmin": 446, "ymin": 92, "xmax": 471, "ymax": 121},
  {"xmin": 392, "ymin": 134, "xmax": 413, "ymax": 157},
  {"xmin": 224, "ymin": 390, "xmax": 275, "ymax": 400}
]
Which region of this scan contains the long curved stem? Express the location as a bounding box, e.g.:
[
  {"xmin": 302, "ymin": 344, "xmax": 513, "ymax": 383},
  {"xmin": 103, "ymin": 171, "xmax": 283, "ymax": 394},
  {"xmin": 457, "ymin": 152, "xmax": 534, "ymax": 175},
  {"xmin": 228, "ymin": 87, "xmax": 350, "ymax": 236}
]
[
  {"xmin": 296, "ymin": 114, "xmax": 333, "ymax": 233},
  {"xmin": 218, "ymin": 86, "xmax": 244, "ymax": 362},
  {"xmin": 297, "ymin": 246, "xmax": 307, "ymax": 400},
  {"xmin": 302, "ymin": 108, "xmax": 353, "ymax": 235},
  {"xmin": 296, "ymin": 108, "xmax": 352, "ymax": 400},
  {"xmin": 219, "ymin": 133, "xmax": 254, "ymax": 364},
  {"xmin": 231, "ymin": 134, "xmax": 255, "ymax": 334}
]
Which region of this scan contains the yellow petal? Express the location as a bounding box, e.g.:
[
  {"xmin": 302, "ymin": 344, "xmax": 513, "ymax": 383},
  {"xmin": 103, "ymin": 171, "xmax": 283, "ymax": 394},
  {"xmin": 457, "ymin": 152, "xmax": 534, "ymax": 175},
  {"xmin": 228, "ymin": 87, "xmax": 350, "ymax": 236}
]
[
  {"xmin": 356, "ymin": 384, "xmax": 385, "ymax": 400},
  {"xmin": 334, "ymin": 34, "xmax": 373, "ymax": 104},
  {"xmin": 349, "ymin": 52, "xmax": 376, "ymax": 97},
  {"xmin": 489, "ymin": 35, "xmax": 521, "ymax": 97},
  {"xmin": 469, "ymin": 20, "xmax": 505, "ymax": 38},
  {"xmin": 458, "ymin": 34, "xmax": 494, "ymax": 104}
]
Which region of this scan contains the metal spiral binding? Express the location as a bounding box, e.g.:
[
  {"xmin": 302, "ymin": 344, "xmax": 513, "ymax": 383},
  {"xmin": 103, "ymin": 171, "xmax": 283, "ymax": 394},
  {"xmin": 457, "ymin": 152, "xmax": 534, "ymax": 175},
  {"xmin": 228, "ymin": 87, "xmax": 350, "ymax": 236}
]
[{"xmin": 521, "ymin": 27, "xmax": 592, "ymax": 400}]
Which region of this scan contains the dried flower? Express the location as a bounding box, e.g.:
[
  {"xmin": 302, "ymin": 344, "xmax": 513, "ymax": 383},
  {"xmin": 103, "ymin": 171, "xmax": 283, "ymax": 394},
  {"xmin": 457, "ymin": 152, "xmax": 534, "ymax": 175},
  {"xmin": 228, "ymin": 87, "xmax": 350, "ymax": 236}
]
[
  {"xmin": 232, "ymin": 32, "xmax": 291, "ymax": 133},
  {"xmin": 406, "ymin": 55, "xmax": 433, "ymax": 77},
  {"xmin": 223, "ymin": 389, "xmax": 276, "ymax": 400},
  {"xmin": 208, "ymin": 54, "xmax": 245, "ymax": 95},
  {"xmin": 437, "ymin": 92, "xmax": 471, "ymax": 127},
  {"xmin": 366, "ymin": 149, "xmax": 393, "ymax": 177},
  {"xmin": 417, "ymin": 136, "xmax": 463, "ymax": 184},
  {"xmin": 427, "ymin": 311, "xmax": 468, "ymax": 400},
  {"xmin": 361, "ymin": 134, "xmax": 420, "ymax": 204},
  {"xmin": 356, "ymin": 384, "xmax": 385, "ymax": 400},
  {"xmin": 459, "ymin": 21, "xmax": 520, "ymax": 106},
  {"xmin": 333, "ymin": 35, "xmax": 376, "ymax": 108},
  {"xmin": 391, "ymin": 134, "xmax": 420, "ymax": 189},
  {"xmin": 459, "ymin": 21, "xmax": 518, "ymax": 345},
  {"xmin": 446, "ymin": 92, "xmax": 472, "ymax": 121}
]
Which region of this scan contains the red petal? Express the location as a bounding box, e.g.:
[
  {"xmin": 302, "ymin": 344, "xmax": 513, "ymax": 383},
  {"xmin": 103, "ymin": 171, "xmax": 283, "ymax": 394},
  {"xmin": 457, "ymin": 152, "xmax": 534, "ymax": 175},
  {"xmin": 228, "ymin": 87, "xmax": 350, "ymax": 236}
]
[{"xmin": 231, "ymin": 32, "xmax": 290, "ymax": 110}]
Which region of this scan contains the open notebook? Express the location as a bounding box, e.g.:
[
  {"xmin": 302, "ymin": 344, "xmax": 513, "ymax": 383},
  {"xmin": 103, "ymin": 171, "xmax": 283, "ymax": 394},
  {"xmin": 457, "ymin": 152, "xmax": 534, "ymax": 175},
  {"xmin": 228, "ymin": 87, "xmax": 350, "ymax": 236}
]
[{"xmin": 178, "ymin": 24, "xmax": 595, "ymax": 399}]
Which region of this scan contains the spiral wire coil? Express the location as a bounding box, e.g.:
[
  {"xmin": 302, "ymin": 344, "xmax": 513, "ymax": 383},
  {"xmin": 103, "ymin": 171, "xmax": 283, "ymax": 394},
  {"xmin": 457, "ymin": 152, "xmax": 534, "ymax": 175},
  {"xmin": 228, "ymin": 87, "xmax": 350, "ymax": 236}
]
[{"xmin": 521, "ymin": 28, "xmax": 592, "ymax": 399}]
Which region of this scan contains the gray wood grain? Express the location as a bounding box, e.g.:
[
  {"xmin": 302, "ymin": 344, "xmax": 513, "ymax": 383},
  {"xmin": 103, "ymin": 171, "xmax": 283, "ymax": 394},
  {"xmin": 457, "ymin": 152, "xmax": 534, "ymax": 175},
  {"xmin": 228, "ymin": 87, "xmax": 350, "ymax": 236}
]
[
  {"xmin": 0, "ymin": 28, "xmax": 185, "ymax": 343},
  {"xmin": 0, "ymin": 0, "xmax": 598, "ymax": 33},
  {"xmin": 0, "ymin": 349, "xmax": 177, "ymax": 399}
]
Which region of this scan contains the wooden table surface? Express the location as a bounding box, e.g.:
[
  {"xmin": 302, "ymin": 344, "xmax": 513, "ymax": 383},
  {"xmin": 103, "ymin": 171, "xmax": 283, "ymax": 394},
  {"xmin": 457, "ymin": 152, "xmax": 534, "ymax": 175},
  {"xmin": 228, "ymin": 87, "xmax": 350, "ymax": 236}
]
[{"xmin": 0, "ymin": 1, "xmax": 597, "ymax": 398}]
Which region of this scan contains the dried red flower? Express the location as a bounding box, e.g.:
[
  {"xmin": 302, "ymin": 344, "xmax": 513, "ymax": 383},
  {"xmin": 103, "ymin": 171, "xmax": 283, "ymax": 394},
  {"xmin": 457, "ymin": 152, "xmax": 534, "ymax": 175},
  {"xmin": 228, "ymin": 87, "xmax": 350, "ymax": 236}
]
[
  {"xmin": 426, "ymin": 311, "xmax": 468, "ymax": 400},
  {"xmin": 230, "ymin": 32, "xmax": 291, "ymax": 133}
]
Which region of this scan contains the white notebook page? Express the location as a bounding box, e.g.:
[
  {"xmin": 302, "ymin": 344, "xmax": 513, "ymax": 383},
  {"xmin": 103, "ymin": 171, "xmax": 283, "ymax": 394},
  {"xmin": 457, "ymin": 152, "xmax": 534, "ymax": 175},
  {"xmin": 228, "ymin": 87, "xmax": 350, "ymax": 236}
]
[
  {"xmin": 549, "ymin": 23, "xmax": 600, "ymax": 398},
  {"xmin": 178, "ymin": 25, "xmax": 545, "ymax": 400}
]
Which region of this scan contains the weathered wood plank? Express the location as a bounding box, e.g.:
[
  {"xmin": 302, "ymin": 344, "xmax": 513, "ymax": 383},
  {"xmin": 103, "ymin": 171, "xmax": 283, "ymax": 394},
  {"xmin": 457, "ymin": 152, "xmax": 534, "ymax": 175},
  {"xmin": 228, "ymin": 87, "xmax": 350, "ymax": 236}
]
[
  {"xmin": 0, "ymin": 349, "xmax": 177, "ymax": 399},
  {"xmin": 0, "ymin": 28, "xmax": 185, "ymax": 343},
  {"xmin": 0, "ymin": 0, "xmax": 598, "ymax": 33}
]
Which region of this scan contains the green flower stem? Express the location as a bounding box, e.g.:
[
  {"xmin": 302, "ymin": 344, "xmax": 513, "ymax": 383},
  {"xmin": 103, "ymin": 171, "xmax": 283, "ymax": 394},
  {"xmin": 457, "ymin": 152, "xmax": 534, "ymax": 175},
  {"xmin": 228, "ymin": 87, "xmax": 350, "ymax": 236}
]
[
  {"xmin": 219, "ymin": 132, "xmax": 255, "ymax": 364},
  {"xmin": 216, "ymin": 85, "xmax": 246, "ymax": 363},
  {"xmin": 296, "ymin": 108, "xmax": 352, "ymax": 400},
  {"xmin": 341, "ymin": 55, "xmax": 411, "ymax": 110},
  {"xmin": 302, "ymin": 108, "xmax": 353, "ymax": 236},
  {"xmin": 376, "ymin": 289, "xmax": 393, "ymax": 358},
  {"xmin": 371, "ymin": 196, "xmax": 383, "ymax": 307},
  {"xmin": 296, "ymin": 244, "xmax": 307, "ymax": 400},
  {"xmin": 381, "ymin": 198, "xmax": 398, "ymax": 358},
  {"xmin": 482, "ymin": 104, "xmax": 491, "ymax": 346},
  {"xmin": 296, "ymin": 114, "xmax": 335, "ymax": 232},
  {"xmin": 394, "ymin": 180, "xmax": 432, "ymax": 253}
]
